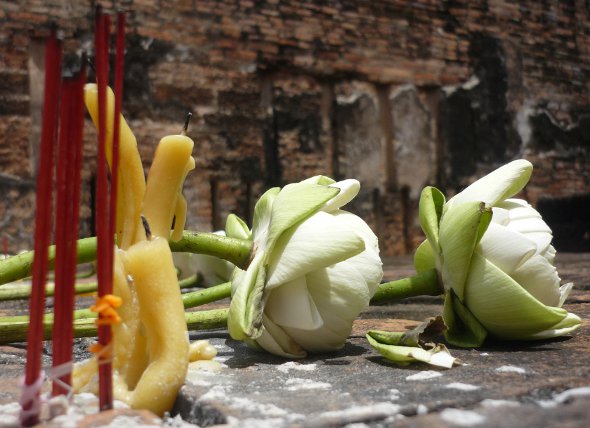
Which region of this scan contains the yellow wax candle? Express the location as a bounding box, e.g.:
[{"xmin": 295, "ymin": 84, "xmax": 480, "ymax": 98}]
[
  {"xmin": 84, "ymin": 84, "xmax": 147, "ymax": 249},
  {"xmin": 124, "ymin": 236, "xmax": 189, "ymax": 416},
  {"xmin": 142, "ymin": 135, "xmax": 195, "ymax": 240}
]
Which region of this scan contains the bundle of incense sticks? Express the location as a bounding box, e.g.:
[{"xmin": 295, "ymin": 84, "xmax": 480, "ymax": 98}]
[
  {"xmin": 94, "ymin": 7, "xmax": 126, "ymax": 411},
  {"xmin": 20, "ymin": 7, "xmax": 127, "ymax": 424},
  {"xmin": 20, "ymin": 29, "xmax": 62, "ymax": 428},
  {"xmin": 50, "ymin": 60, "xmax": 87, "ymax": 397}
]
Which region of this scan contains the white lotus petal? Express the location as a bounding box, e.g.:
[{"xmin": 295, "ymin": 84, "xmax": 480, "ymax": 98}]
[
  {"xmin": 306, "ymin": 264, "xmax": 372, "ymax": 321},
  {"xmin": 511, "ymin": 254, "xmax": 561, "ymax": 307},
  {"xmin": 283, "ymin": 301, "xmax": 353, "ymax": 353},
  {"xmin": 256, "ymin": 315, "xmax": 307, "ymax": 358},
  {"xmin": 326, "ymin": 211, "xmax": 383, "ymax": 295},
  {"xmin": 265, "ymin": 276, "xmax": 324, "ymax": 330},
  {"xmin": 558, "ymin": 282, "xmax": 574, "ymax": 307},
  {"xmin": 426, "ymin": 347, "xmax": 457, "ymax": 369},
  {"xmin": 447, "ymin": 159, "xmax": 532, "ymax": 208},
  {"xmin": 266, "ymin": 211, "xmax": 365, "ymax": 289},
  {"xmin": 478, "ymin": 222, "xmax": 536, "ymax": 275},
  {"xmin": 543, "ymin": 245, "xmax": 557, "ymax": 264},
  {"xmin": 507, "ymin": 217, "xmax": 552, "ymax": 234},
  {"xmin": 490, "ymin": 207, "xmax": 510, "ymax": 225},
  {"xmin": 519, "ymin": 231, "xmax": 553, "ymax": 256},
  {"xmin": 499, "ymin": 199, "xmax": 542, "ymax": 220},
  {"xmin": 322, "ymin": 179, "xmax": 360, "ymax": 212}
]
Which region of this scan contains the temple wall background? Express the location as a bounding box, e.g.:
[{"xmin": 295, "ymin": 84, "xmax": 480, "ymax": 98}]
[{"xmin": 1, "ymin": 0, "xmax": 589, "ymax": 255}]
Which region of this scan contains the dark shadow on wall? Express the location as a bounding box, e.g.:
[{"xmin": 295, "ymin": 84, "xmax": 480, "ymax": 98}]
[
  {"xmin": 537, "ymin": 194, "xmax": 590, "ymax": 252},
  {"xmin": 439, "ymin": 32, "xmax": 521, "ymax": 188}
]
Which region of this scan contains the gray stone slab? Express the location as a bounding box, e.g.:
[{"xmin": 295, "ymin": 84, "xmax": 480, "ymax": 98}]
[{"xmin": 0, "ymin": 255, "xmax": 589, "ymax": 427}]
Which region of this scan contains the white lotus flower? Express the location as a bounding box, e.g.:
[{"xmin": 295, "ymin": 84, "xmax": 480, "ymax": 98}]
[
  {"xmin": 415, "ymin": 159, "xmax": 581, "ymax": 346},
  {"xmin": 227, "ymin": 176, "xmax": 383, "ymax": 358}
]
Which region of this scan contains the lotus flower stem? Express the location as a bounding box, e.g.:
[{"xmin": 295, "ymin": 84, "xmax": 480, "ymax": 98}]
[
  {"xmin": 0, "ymin": 231, "xmax": 253, "ymax": 286},
  {"xmin": 0, "ymin": 274, "xmax": 201, "ymax": 302},
  {"xmin": 0, "ymin": 282, "xmax": 97, "ymax": 301},
  {"xmin": 182, "ymin": 281, "xmax": 231, "ymax": 308},
  {"xmin": 371, "ymin": 268, "xmax": 441, "ymax": 304},
  {"xmin": 0, "ymin": 308, "xmax": 228, "ymax": 346},
  {"xmin": 0, "ymin": 281, "xmax": 231, "ymax": 344}
]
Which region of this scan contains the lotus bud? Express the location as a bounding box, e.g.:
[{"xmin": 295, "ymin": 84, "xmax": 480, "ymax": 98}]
[
  {"xmin": 415, "ymin": 159, "xmax": 581, "ymax": 347},
  {"xmin": 228, "ymin": 176, "xmax": 383, "ymax": 358}
]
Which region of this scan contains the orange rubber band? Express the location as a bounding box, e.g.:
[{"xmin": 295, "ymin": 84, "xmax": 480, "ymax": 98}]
[
  {"xmin": 89, "ymin": 342, "xmax": 113, "ymax": 363},
  {"xmin": 90, "ymin": 294, "xmax": 122, "ymax": 326}
]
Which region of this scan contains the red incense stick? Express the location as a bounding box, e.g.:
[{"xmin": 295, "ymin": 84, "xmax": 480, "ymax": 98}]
[
  {"xmin": 51, "ymin": 63, "xmax": 87, "ymax": 397},
  {"xmin": 20, "ymin": 31, "xmax": 62, "ymax": 427},
  {"xmin": 95, "ymin": 8, "xmax": 114, "ymax": 411}
]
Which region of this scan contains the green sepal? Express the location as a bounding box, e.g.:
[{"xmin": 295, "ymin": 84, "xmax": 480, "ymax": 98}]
[
  {"xmin": 367, "ymin": 317, "xmax": 459, "ymax": 368},
  {"xmin": 227, "ymin": 252, "xmax": 267, "ymax": 340},
  {"xmin": 414, "ymin": 239, "xmax": 436, "ymax": 273},
  {"xmin": 252, "ymin": 187, "xmax": 280, "ymax": 242},
  {"xmin": 443, "ymin": 290, "xmax": 488, "ymax": 348},
  {"xmin": 439, "ymin": 201, "xmax": 490, "ymax": 300},
  {"xmin": 368, "ymin": 316, "xmax": 446, "ymax": 348},
  {"xmin": 226, "ymin": 214, "xmax": 251, "ymax": 240},
  {"xmin": 418, "ymin": 186, "xmax": 446, "ymax": 252}
]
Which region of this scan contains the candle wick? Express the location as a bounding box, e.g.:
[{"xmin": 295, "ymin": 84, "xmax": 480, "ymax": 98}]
[
  {"xmin": 86, "ymin": 56, "xmax": 97, "ymax": 80},
  {"xmin": 182, "ymin": 112, "xmax": 192, "ymax": 136},
  {"xmin": 141, "ymin": 215, "xmax": 152, "ymax": 240}
]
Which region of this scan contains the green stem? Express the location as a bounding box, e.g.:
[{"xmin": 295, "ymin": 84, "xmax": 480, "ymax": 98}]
[
  {"xmin": 0, "ymin": 273, "xmax": 201, "ymax": 302},
  {"xmin": 0, "ymin": 279, "xmax": 230, "ymax": 345},
  {"xmin": 0, "ymin": 308, "xmax": 229, "ymax": 345},
  {"xmin": 0, "ymin": 237, "xmax": 97, "ymax": 287},
  {"xmin": 370, "ymin": 268, "xmax": 441, "ymax": 304},
  {"xmin": 169, "ymin": 231, "xmax": 252, "ymax": 268},
  {"xmin": 185, "ymin": 308, "xmax": 228, "ymax": 331},
  {"xmin": 182, "ymin": 282, "xmax": 231, "ymax": 308},
  {"xmin": 0, "ymin": 231, "xmax": 252, "ymax": 286}
]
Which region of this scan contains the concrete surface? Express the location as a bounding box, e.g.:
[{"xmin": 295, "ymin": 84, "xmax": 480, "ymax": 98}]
[{"xmin": 0, "ymin": 254, "xmax": 588, "ymax": 427}]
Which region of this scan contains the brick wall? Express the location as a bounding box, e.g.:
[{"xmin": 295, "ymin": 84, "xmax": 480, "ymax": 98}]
[{"xmin": 1, "ymin": 0, "xmax": 589, "ymax": 255}]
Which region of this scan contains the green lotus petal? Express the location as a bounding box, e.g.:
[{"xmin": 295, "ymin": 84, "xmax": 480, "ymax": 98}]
[
  {"xmin": 302, "ymin": 175, "xmax": 336, "ymax": 186},
  {"xmin": 419, "ymin": 186, "xmax": 445, "ymax": 251},
  {"xmin": 524, "ymin": 312, "xmax": 581, "ymax": 340},
  {"xmin": 439, "ymin": 201, "xmax": 491, "ymax": 300},
  {"xmin": 227, "ymin": 252, "xmax": 266, "ymax": 340},
  {"xmin": 443, "ymin": 291, "xmax": 488, "ymax": 348},
  {"xmin": 367, "ymin": 333, "xmax": 457, "ymax": 368},
  {"xmin": 447, "ymin": 159, "xmax": 533, "ymax": 208},
  {"xmin": 266, "ymin": 182, "xmax": 339, "ymax": 253},
  {"xmin": 225, "ymin": 213, "xmax": 252, "ymax": 240},
  {"xmin": 414, "ymin": 239, "xmax": 436, "ymax": 273},
  {"xmin": 464, "ymin": 252, "xmax": 570, "ymax": 340}
]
